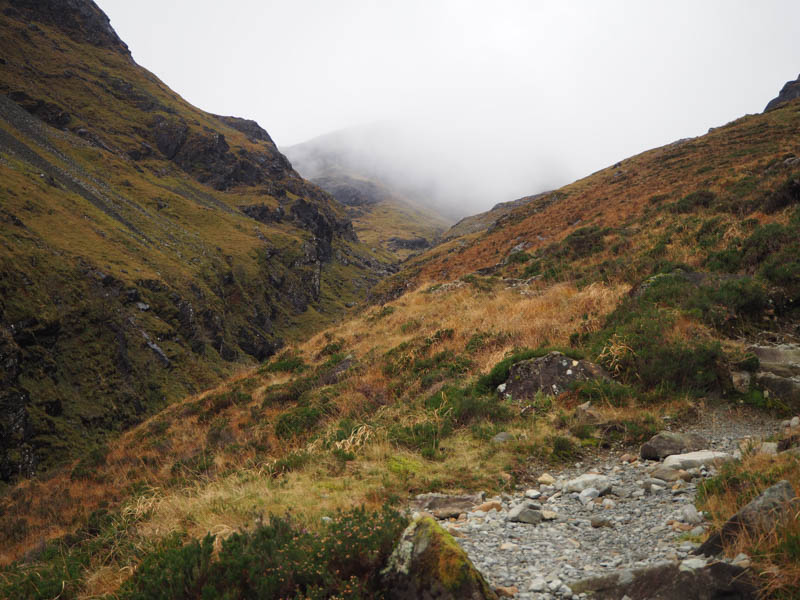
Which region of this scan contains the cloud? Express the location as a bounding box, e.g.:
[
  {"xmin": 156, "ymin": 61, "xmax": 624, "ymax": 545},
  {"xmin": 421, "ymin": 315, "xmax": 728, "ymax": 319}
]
[{"xmin": 99, "ymin": 0, "xmax": 800, "ymax": 215}]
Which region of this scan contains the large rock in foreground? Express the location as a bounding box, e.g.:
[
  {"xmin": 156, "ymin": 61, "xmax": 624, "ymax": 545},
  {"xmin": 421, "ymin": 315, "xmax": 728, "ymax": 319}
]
[
  {"xmin": 641, "ymin": 431, "xmax": 709, "ymax": 460},
  {"xmin": 504, "ymin": 352, "xmax": 610, "ymax": 400},
  {"xmin": 382, "ymin": 517, "xmax": 498, "ymax": 600},
  {"xmin": 570, "ymin": 560, "xmax": 756, "ymax": 599},
  {"xmin": 696, "ymin": 480, "xmax": 798, "ymax": 556}
]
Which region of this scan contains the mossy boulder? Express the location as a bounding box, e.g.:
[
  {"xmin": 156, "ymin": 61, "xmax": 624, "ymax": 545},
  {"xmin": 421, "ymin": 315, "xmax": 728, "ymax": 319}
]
[{"xmin": 381, "ymin": 517, "xmax": 498, "ymax": 600}]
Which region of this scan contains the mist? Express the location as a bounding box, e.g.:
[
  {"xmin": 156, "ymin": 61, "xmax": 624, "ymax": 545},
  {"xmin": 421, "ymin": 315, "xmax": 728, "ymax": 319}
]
[{"xmin": 97, "ymin": 0, "xmax": 800, "ymax": 217}]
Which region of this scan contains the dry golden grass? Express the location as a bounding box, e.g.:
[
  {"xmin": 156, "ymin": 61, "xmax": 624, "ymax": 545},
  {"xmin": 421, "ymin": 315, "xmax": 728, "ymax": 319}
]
[
  {"xmin": 697, "ymin": 452, "xmax": 800, "ymax": 598},
  {"xmin": 0, "ymin": 279, "xmax": 627, "ymax": 566},
  {"xmin": 304, "ymin": 280, "xmax": 626, "ymax": 375}
]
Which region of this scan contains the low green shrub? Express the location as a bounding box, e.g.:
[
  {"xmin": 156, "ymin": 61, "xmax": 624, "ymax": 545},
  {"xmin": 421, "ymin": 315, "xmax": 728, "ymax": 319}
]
[
  {"xmin": 572, "ymin": 379, "xmax": 636, "ymax": 407},
  {"xmin": 561, "ymin": 226, "xmax": 607, "ymax": 258},
  {"xmin": 549, "ymin": 435, "xmax": 579, "ymax": 461},
  {"xmin": 261, "ymin": 351, "xmax": 306, "ymax": 374},
  {"xmin": 762, "ymin": 175, "xmax": 800, "ymax": 213},
  {"xmin": 369, "ymin": 305, "xmax": 396, "ymax": 320},
  {"xmin": 399, "ymin": 319, "xmax": 421, "ymax": 334},
  {"xmin": 120, "ymin": 507, "xmax": 408, "ymax": 600},
  {"xmin": 319, "ymin": 339, "xmax": 345, "ymax": 356},
  {"xmin": 270, "ymin": 451, "xmax": 311, "ymax": 476},
  {"xmin": 197, "ymin": 391, "xmax": 252, "ymax": 424},
  {"xmin": 669, "ymin": 190, "xmax": 716, "ymax": 213},
  {"xmin": 465, "ymin": 330, "xmax": 509, "ymax": 354},
  {"xmin": 425, "ymin": 385, "xmax": 512, "ymax": 426},
  {"xmin": 205, "ymin": 417, "xmax": 233, "ymax": 448},
  {"xmin": 389, "ymin": 421, "xmax": 450, "ymax": 459},
  {"xmin": 274, "ymin": 400, "xmax": 328, "ymax": 440},
  {"xmin": 507, "ymin": 250, "xmax": 531, "ymax": 263},
  {"xmin": 596, "ymin": 303, "xmax": 728, "ymax": 394},
  {"xmin": 170, "ymin": 452, "xmax": 214, "ymax": 477}
]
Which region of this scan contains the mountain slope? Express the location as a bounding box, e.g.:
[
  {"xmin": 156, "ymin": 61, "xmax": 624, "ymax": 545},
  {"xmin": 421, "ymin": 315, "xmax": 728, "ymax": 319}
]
[
  {"xmin": 442, "ymin": 191, "xmax": 553, "ymax": 241},
  {"xmin": 284, "ymin": 128, "xmax": 451, "ymax": 259},
  {"xmin": 376, "ymin": 98, "xmax": 800, "ymax": 298},
  {"xmin": 0, "ymin": 0, "xmax": 388, "ymax": 482},
  {"xmin": 2, "ymin": 17, "xmax": 800, "ymax": 596}
]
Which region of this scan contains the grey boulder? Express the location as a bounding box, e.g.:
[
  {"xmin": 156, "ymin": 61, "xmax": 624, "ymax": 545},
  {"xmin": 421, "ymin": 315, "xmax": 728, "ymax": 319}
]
[{"xmin": 640, "ymin": 431, "xmax": 709, "ymax": 460}]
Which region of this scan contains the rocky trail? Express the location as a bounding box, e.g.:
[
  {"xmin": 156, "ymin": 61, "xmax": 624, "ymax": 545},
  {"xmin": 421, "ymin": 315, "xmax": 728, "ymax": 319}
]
[{"xmin": 411, "ymin": 406, "xmax": 794, "ymax": 599}]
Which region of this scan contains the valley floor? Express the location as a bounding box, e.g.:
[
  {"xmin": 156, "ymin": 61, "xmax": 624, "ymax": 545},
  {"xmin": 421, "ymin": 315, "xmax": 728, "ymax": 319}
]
[{"xmin": 436, "ymin": 406, "xmax": 784, "ymax": 598}]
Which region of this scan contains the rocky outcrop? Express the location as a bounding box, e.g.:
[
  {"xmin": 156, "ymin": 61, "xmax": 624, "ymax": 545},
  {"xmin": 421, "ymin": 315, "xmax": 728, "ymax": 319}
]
[
  {"xmin": 148, "ymin": 114, "xmax": 296, "ymax": 191},
  {"xmin": 381, "ymin": 517, "xmax": 498, "ymax": 600},
  {"xmin": 6, "ymin": 0, "xmax": 129, "ymax": 53},
  {"xmin": 214, "ymin": 115, "xmax": 276, "ymax": 144},
  {"xmin": 749, "ymin": 344, "xmax": 800, "ymax": 408},
  {"xmin": 502, "ymin": 352, "xmax": 610, "ymax": 400},
  {"xmin": 289, "ymin": 197, "xmax": 358, "ymax": 261},
  {"xmin": 696, "ymin": 480, "xmax": 798, "ymax": 556},
  {"xmin": 641, "ymin": 432, "xmax": 709, "ymax": 460},
  {"xmin": 765, "ymin": 73, "xmax": 800, "ymax": 112},
  {"xmin": 6, "ymin": 92, "xmax": 71, "ymax": 129},
  {"xmin": 238, "ymin": 203, "xmax": 285, "ymax": 224}
]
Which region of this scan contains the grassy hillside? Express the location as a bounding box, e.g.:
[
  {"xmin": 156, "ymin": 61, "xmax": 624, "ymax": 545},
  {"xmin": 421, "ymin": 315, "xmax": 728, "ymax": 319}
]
[
  {"xmin": 2, "ymin": 4, "xmax": 800, "ymax": 595},
  {"xmin": 378, "ymin": 100, "xmax": 800, "ymax": 297},
  {"xmin": 0, "ymin": 0, "xmax": 390, "ymax": 483},
  {"xmin": 4, "ymin": 94, "xmax": 800, "ymax": 596}
]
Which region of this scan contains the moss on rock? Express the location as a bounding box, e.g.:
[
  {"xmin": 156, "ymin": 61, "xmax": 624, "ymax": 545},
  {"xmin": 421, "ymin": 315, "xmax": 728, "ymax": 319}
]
[{"xmin": 382, "ymin": 516, "xmax": 498, "ymax": 600}]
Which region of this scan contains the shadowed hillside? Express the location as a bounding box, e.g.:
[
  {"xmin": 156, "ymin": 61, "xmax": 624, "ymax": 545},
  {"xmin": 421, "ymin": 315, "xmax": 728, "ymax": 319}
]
[{"xmin": 0, "ymin": 0, "xmax": 390, "ymax": 482}]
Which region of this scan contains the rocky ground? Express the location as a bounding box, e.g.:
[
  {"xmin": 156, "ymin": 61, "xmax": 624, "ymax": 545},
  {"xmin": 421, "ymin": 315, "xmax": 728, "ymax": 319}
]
[{"xmin": 414, "ymin": 406, "xmax": 786, "ymax": 599}]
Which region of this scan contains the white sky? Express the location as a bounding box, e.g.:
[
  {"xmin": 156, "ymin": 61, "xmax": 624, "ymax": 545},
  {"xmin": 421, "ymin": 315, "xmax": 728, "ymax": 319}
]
[{"xmin": 96, "ymin": 0, "xmax": 800, "ymax": 214}]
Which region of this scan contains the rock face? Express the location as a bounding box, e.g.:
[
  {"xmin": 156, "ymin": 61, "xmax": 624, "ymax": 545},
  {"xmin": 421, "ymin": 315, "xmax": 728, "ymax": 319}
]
[
  {"xmin": 214, "ymin": 114, "xmax": 276, "ymax": 144},
  {"xmin": 503, "ymin": 352, "xmax": 610, "ymax": 400},
  {"xmin": 6, "ymin": 91, "xmax": 71, "ymax": 129},
  {"xmin": 749, "ymin": 344, "xmax": 800, "ymax": 407},
  {"xmin": 6, "ymin": 0, "xmax": 130, "ymax": 53},
  {"xmin": 148, "ymin": 114, "xmax": 295, "ymax": 191},
  {"xmin": 765, "ymin": 73, "xmax": 800, "ymax": 112},
  {"xmin": 381, "ymin": 517, "xmax": 498, "ymax": 600},
  {"xmin": 641, "ymin": 432, "xmax": 709, "ymax": 460},
  {"xmin": 696, "ymin": 480, "xmax": 798, "ymax": 556},
  {"xmin": 571, "ymin": 561, "xmax": 756, "ymax": 599}
]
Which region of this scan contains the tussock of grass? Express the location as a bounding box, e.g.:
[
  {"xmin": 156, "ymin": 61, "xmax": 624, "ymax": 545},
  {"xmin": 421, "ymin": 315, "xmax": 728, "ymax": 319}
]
[{"xmin": 697, "ymin": 452, "xmax": 800, "ymax": 598}]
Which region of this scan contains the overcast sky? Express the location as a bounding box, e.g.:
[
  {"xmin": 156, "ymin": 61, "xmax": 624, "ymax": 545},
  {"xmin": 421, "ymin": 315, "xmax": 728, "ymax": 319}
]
[{"xmin": 97, "ymin": 0, "xmax": 800, "ymax": 215}]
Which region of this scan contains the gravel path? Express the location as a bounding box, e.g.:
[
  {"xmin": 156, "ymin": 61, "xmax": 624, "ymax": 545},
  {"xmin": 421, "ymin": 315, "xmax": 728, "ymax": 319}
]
[{"xmin": 448, "ymin": 406, "xmax": 782, "ymax": 599}]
